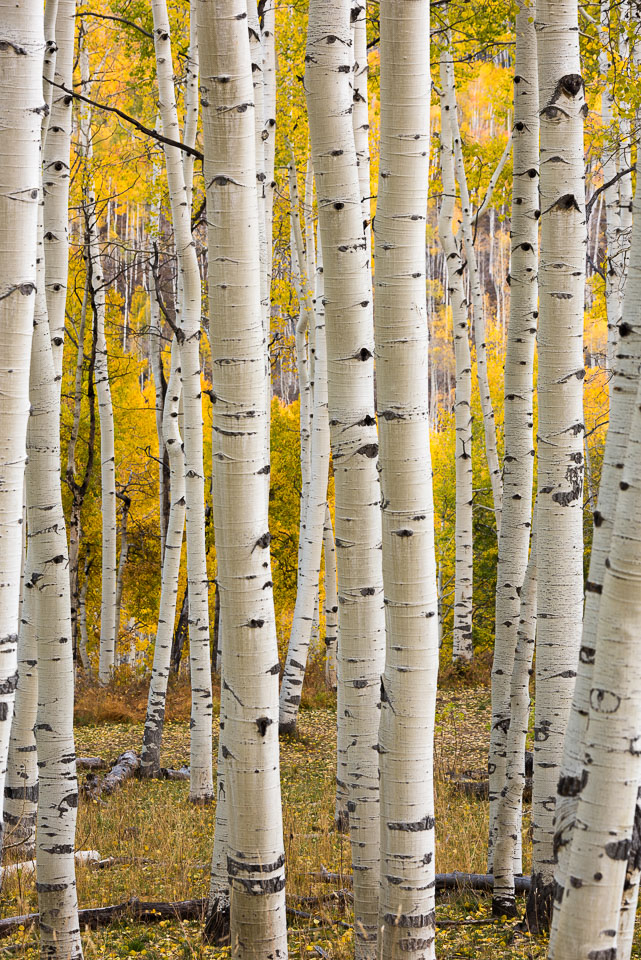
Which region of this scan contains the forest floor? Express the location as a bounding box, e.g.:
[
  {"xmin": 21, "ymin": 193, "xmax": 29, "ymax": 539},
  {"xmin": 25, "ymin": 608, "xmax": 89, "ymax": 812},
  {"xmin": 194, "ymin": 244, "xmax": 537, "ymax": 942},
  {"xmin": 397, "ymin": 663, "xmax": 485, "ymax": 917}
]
[{"xmin": 1, "ymin": 677, "xmax": 636, "ymax": 959}]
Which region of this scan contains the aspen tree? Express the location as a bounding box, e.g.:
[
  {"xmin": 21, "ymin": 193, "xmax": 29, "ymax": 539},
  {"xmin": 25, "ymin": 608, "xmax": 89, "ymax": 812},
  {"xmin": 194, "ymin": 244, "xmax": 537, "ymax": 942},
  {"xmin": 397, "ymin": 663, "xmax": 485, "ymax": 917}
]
[
  {"xmin": 552, "ymin": 85, "xmax": 641, "ymax": 929},
  {"xmin": 42, "ymin": 0, "xmax": 75, "ymax": 385},
  {"xmin": 351, "ymin": 0, "xmax": 371, "ymax": 279},
  {"xmin": 31, "ymin": 185, "xmax": 83, "ymax": 960},
  {"xmin": 198, "ymin": 1, "xmax": 288, "ymax": 953},
  {"xmin": 442, "ymin": 50, "xmax": 503, "ymax": 531},
  {"xmin": 488, "ymin": 0, "xmax": 538, "ymax": 885},
  {"xmin": 548, "ymin": 375, "xmax": 641, "ymax": 959},
  {"xmin": 0, "ymin": 0, "xmax": 44, "ymax": 836},
  {"xmin": 141, "ymin": 340, "xmax": 186, "ymax": 777},
  {"xmin": 493, "ymin": 520, "xmax": 538, "ymax": 916},
  {"xmin": 376, "ymin": 4, "xmax": 437, "ymax": 958},
  {"xmin": 151, "ymin": 0, "xmax": 213, "ymax": 801},
  {"xmin": 305, "ymin": 0, "xmax": 385, "ymax": 950},
  {"xmin": 528, "ymin": 0, "xmax": 585, "ymax": 928},
  {"xmin": 279, "ymin": 166, "xmax": 330, "ymax": 733},
  {"xmin": 438, "ymin": 75, "xmax": 473, "ymax": 665}
]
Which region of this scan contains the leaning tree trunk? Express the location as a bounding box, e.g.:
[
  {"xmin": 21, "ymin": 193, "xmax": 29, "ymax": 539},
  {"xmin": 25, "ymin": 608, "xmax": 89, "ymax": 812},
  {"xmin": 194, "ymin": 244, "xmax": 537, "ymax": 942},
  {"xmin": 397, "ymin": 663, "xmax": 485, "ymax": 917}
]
[
  {"xmin": 198, "ymin": 1, "xmax": 288, "ymax": 955},
  {"xmin": 0, "ymin": 0, "xmax": 43, "ymax": 839},
  {"xmin": 151, "ymin": 0, "xmax": 213, "ymax": 802},
  {"xmin": 527, "ymin": 0, "xmax": 586, "ymax": 931},
  {"xmin": 141, "ymin": 339, "xmax": 186, "ymax": 778},
  {"xmin": 438, "ymin": 77, "xmax": 473, "ymax": 665},
  {"xmin": 376, "ymin": 3, "xmax": 437, "ymax": 959},
  {"xmin": 305, "ymin": 0, "xmax": 386, "ymax": 952},
  {"xmin": 488, "ymin": 0, "xmax": 538, "ymax": 886},
  {"xmin": 548, "ymin": 359, "xmax": 641, "ymax": 959},
  {"xmin": 550, "ymin": 42, "xmax": 641, "ymax": 946}
]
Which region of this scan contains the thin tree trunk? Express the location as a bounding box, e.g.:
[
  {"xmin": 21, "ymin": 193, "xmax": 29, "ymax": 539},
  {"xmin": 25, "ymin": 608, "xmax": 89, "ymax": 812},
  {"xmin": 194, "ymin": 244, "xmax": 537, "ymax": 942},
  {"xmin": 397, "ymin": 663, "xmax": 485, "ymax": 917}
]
[
  {"xmin": 114, "ymin": 491, "xmax": 132, "ymax": 652},
  {"xmin": 442, "ymin": 48, "xmax": 503, "ymax": 532},
  {"xmin": 376, "ymin": 3, "xmax": 437, "ymax": 958},
  {"xmin": 438, "ymin": 78, "xmax": 474, "ymax": 665},
  {"xmin": 151, "ymin": 0, "xmax": 213, "ymax": 802},
  {"xmin": 527, "ymin": 0, "xmax": 585, "ymax": 930},
  {"xmin": 305, "ymin": 0, "xmax": 386, "ymax": 951},
  {"xmin": 0, "ymin": 0, "xmax": 44, "ymax": 841},
  {"xmin": 199, "ymin": 2, "xmax": 288, "ymax": 953},
  {"xmin": 141, "ymin": 339, "xmax": 186, "ymax": 778},
  {"xmin": 323, "ymin": 505, "xmax": 337, "ymax": 691},
  {"xmin": 488, "ymin": 0, "xmax": 538, "ymax": 879}
]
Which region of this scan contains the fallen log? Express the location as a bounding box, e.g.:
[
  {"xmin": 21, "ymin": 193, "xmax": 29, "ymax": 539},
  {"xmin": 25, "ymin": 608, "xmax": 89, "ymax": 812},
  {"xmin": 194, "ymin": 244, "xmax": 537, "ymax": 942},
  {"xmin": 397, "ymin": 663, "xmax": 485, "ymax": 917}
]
[
  {"xmin": 77, "ymin": 757, "xmax": 108, "ymax": 770},
  {"xmin": 310, "ymin": 870, "xmax": 531, "ymax": 894},
  {"xmin": 0, "ymin": 851, "xmax": 99, "ymax": 885},
  {"xmin": 83, "ymin": 750, "xmax": 140, "ymax": 799},
  {"xmin": 0, "ymin": 897, "xmax": 207, "ymax": 938}
]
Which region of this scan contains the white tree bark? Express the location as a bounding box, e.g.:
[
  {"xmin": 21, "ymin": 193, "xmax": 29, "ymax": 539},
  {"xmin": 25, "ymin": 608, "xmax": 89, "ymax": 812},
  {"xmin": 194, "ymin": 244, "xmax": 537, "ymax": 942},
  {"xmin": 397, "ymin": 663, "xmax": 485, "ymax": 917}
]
[
  {"xmin": 528, "ymin": 0, "xmax": 585, "ymax": 929},
  {"xmin": 141, "ymin": 339, "xmax": 186, "ymax": 778},
  {"xmin": 151, "ymin": 0, "xmax": 213, "ymax": 802},
  {"xmin": 323, "ymin": 505, "xmax": 338, "ymax": 690},
  {"xmin": 31, "ymin": 192, "xmax": 82, "ymax": 959},
  {"xmin": 442, "ymin": 49, "xmax": 503, "ymax": 532},
  {"xmin": 351, "ymin": 0, "xmax": 371, "ymax": 282},
  {"xmin": 492, "ymin": 518, "xmax": 538, "ymax": 915},
  {"xmin": 375, "ymin": 4, "xmax": 437, "ymax": 959},
  {"xmin": 0, "ymin": 0, "xmax": 43, "ymax": 840},
  {"xmin": 198, "ymin": 1, "xmax": 288, "ymax": 953},
  {"xmin": 548, "ymin": 364, "xmax": 641, "ymax": 959},
  {"xmin": 305, "ymin": 0, "xmax": 385, "ymax": 952},
  {"xmin": 42, "ymin": 0, "xmax": 75, "ymax": 385},
  {"xmin": 279, "ymin": 167, "xmax": 330, "ymax": 732},
  {"xmin": 438, "ymin": 76, "xmax": 474, "ymax": 665},
  {"xmin": 488, "ymin": 0, "xmax": 538, "ymax": 884}
]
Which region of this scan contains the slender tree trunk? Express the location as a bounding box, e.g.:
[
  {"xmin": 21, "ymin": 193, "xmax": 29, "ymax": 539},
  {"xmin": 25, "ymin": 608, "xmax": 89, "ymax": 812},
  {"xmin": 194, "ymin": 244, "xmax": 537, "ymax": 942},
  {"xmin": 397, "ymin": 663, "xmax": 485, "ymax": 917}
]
[
  {"xmin": 199, "ymin": 2, "xmax": 288, "ymax": 953},
  {"xmin": 492, "ymin": 519, "xmax": 538, "ymax": 915},
  {"xmin": 375, "ymin": 3, "xmax": 437, "ymax": 958},
  {"xmin": 279, "ymin": 168, "xmax": 330, "ymax": 733},
  {"xmin": 0, "ymin": 0, "xmax": 44, "ymax": 838},
  {"xmin": 114, "ymin": 491, "xmax": 131, "ymax": 651},
  {"xmin": 305, "ymin": 0, "xmax": 385, "ymax": 951},
  {"xmin": 151, "ymin": 0, "xmax": 213, "ymax": 801},
  {"xmin": 78, "ymin": 555, "xmax": 92, "ymax": 674},
  {"xmin": 442, "ymin": 48, "xmax": 503, "ymax": 532},
  {"xmin": 488, "ymin": 0, "xmax": 538, "ymax": 880},
  {"xmin": 527, "ymin": 0, "xmax": 585, "ymax": 930},
  {"xmin": 141, "ymin": 339, "xmax": 186, "ymax": 777},
  {"xmin": 438, "ymin": 77, "xmax": 474, "ymax": 665}
]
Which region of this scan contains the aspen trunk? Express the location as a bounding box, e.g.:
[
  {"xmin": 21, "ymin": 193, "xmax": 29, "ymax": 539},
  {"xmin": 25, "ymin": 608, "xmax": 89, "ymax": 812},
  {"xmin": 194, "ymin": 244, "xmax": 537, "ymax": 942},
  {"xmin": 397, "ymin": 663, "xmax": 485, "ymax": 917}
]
[
  {"xmin": 528, "ymin": 0, "xmax": 585, "ymax": 929},
  {"xmin": 548, "ymin": 362, "xmax": 641, "ymax": 959},
  {"xmin": 141, "ymin": 339, "xmax": 186, "ymax": 778},
  {"xmin": 279, "ymin": 168, "xmax": 330, "ymax": 733},
  {"xmin": 198, "ymin": 1, "xmax": 288, "ymax": 953},
  {"xmin": 0, "ymin": 0, "xmax": 43, "ymax": 836},
  {"xmin": 442, "ymin": 49, "xmax": 503, "ymax": 532},
  {"xmin": 151, "ymin": 0, "xmax": 213, "ymax": 802},
  {"xmin": 376, "ymin": 4, "xmax": 437, "ymax": 958},
  {"xmin": 438, "ymin": 76, "xmax": 473, "ymax": 665},
  {"xmin": 488, "ymin": 0, "xmax": 538, "ymax": 879},
  {"xmin": 114, "ymin": 491, "xmax": 131, "ymax": 648},
  {"xmin": 305, "ymin": 0, "xmax": 385, "ymax": 951},
  {"xmin": 492, "ymin": 519, "xmax": 538, "ymax": 916}
]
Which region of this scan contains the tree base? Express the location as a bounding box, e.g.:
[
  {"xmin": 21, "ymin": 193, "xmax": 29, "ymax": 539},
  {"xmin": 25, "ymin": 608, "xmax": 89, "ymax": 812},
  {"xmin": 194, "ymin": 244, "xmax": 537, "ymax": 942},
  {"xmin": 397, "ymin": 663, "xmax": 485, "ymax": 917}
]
[
  {"xmin": 202, "ymin": 894, "xmax": 230, "ymax": 945},
  {"xmin": 522, "ymin": 873, "xmax": 555, "ymax": 933},
  {"xmin": 492, "ymin": 895, "xmax": 519, "ymax": 918},
  {"xmin": 335, "ymin": 810, "xmax": 349, "ymax": 834},
  {"xmin": 279, "ymin": 720, "xmax": 297, "ymax": 736}
]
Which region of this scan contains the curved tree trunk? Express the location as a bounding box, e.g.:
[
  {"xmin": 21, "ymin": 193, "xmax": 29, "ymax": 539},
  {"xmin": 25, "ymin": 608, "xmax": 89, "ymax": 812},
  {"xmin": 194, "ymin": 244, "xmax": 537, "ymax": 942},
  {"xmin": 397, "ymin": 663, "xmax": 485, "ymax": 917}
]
[
  {"xmin": 199, "ymin": 1, "xmax": 288, "ymax": 953},
  {"xmin": 527, "ymin": 0, "xmax": 585, "ymax": 930},
  {"xmin": 488, "ymin": 0, "xmax": 538, "ymax": 877},
  {"xmin": 305, "ymin": 0, "xmax": 385, "ymax": 952},
  {"xmin": 375, "ymin": 3, "xmax": 437, "ymax": 958},
  {"xmin": 438, "ymin": 77, "xmax": 474, "ymax": 665},
  {"xmin": 141, "ymin": 339, "xmax": 186, "ymax": 777},
  {"xmin": 0, "ymin": 0, "xmax": 43, "ymax": 839},
  {"xmin": 151, "ymin": 0, "xmax": 213, "ymax": 802}
]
